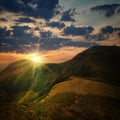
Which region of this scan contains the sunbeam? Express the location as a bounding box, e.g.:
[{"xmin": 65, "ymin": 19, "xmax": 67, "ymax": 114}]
[{"xmin": 27, "ymin": 53, "xmax": 43, "ymax": 63}]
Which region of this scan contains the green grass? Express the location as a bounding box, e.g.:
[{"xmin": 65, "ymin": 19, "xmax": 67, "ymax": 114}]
[
  {"xmin": 1, "ymin": 46, "xmax": 120, "ymax": 103},
  {"xmin": 0, "ymin": 46, "xmax": 120, "ymax": 120},
  {"xmin": 0, "ymin": 93, "xmax": 120, "ymax": 120},
  {"xmin": 0, "ymin": 76, "xmax": 120, "ymax": 120}
]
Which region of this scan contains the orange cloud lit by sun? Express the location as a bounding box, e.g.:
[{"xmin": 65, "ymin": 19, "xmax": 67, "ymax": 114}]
[
  {"xmin": 42, "ymin": 46, "xmax": 87, "ymax": 63},
  {"xmin": 0, "ymin": 52, "xmax": 27, "ymax": 71},
  {"xmin": 0, "ymin": 46, "xmax": 87, "ymax": 69},
  {"xmin": 0, "ymin": 52, "xmax": 27, "ymax": 64}
]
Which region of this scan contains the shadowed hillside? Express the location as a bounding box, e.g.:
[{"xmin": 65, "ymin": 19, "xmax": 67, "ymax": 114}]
[{"xmin": 59, "ymin": 46, "xmax": 120, "ymax": 85}]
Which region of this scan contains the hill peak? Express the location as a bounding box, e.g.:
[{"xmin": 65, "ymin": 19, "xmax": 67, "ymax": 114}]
[{"xmin": 79, "ymin": 46, "xmax": 120, "ymax": 55}]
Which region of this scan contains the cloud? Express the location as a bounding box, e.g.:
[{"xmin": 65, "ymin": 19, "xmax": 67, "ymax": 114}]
[
  {"xmin": 42, "ymin": 46, "xmax": 87, "ymax": 63},
  {"xmin": 63, "ymin": 40, "xmax": 98, "ymax": 47},
  {"xmin": 11, "ymin": 25, "xmax": 31, "ymax": 38},
  {"xmin": 1, "ymin": 24, "xmax": 119, "ymax": 53},
  {"xmin": 100, "ymin": 26, "xmax": 120, "ymax": 36},
  {"xmin": 15, "ymin": 17, "xmax": 35, "ymax": 23},
  {"xmin": 40, "ymin": 31, "xmax": 67, "ymax": 50},
  {"xmin": 0, "ymin": 0, "xmax": 59, "ymax": 20},
  {"xmin": 39, "ymin": 31, "xmax": 98, "ymax": 50},
  {"xmin": 114, "ymin": 27, "xmax": 120, "ymax": 31},
  {"xmin": 0, "ymin": 27, "xmax": 11, "ymax": 39},
  {"xmin": 85, "ymin": 26, "xmax": 120, "ymax": 41},
  {"xmin": 61, "ymin": 9, "xmax": 76, "ymax": 22},
  {"xmin": 91, "ymin": 4, "xmax": 120, "ymax": 17},
  {"xmin": 63, "ymin": 25, "xmax": 94, "ymax": 36},
  {"xmin": 85, "ymin": 33, "xmax": 106, "ymax": 41},
  {"xmin": 0, "ymin": 25, "xmax": 39, "ymax": 53},
  {"xmin": 0, "ymin": 47, "xmax": 87, "ymax": 64},
  {"xmin": 1, "ymin": 28, "xmax": 97, "ymax": 52},
  {"xmin": 40, "ymin": 37, "xmax": 98, "ymax": 50},
  {"xmin": 101, "ymin": 26, "xmax": 114, "ymax": 34},
  {"xmin": 0, "ymin": 52, "xmax": 27, "ymax": 65},
  {"xmin": 118, "ymin": 32, "xmax": 120, "ymax": 37},
  {"xmin": 40, "ymin": 31, "xmax": 52, "ymax": 39},
  {"xmin": 46, "ymin": 21, "xmax": 65, "ymax": 29},
  {"xmin": 0, "ymin": 18, "xmax": 7, "ymax": 22}
]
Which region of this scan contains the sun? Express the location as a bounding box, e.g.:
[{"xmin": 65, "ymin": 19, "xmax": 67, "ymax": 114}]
[{"xmin": 27, "ymin": 53, "xmax": 43, "ymax": 63}]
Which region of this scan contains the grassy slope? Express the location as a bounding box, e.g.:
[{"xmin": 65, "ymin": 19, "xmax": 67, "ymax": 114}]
[
  {"xmin": 45, "ymin": 76, "xmax": 120, "ymax": 99},
  {"xmin": 0, "ymin": 60, "xmax": 59, "ymax": 102},
  {"xmin": 39, "ymin": 76, "xmax": 120, "ymax": 119},
  {"xmin": 0, "ymin": 77, "xmax": 120, "ymax": 120},
  {"xmin": 59, "ymin": 46, "xmax": 120, "ymax": 86},
  {"xmin": 0, "ymin": 46, "xmax": 120, "ymax": 103}
]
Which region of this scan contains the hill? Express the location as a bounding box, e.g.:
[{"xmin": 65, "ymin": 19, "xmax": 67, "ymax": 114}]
[
  {"xmin": 0, "ymin": 46, "xmax": 120, "ymax": 103},
  {"xmin": 0, "ymin": 77, "xmax": 120, "ymax": 120},
  {"xmin": 0, "ymin": 46, "xmax": 120, "ymax": 119},
  {"xmin": 39, "ymin": 76, "xmax": 120, "ymax": 120},
  {"xmin": 59, "ymin": 46, "xmax": 120, "ymax": 85},
  {"xmin": 0, "ymin": 60, "xmax": 59, "ymax": 102}
]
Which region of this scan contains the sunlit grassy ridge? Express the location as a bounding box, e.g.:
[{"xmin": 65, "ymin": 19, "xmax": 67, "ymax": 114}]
[
  {"xmin": 0, "ymin": 60, "xmax": 59, "ymax": 102},
  {"xmin": 45, "ymin": 76, "xmax": 120, "ymax": 100}
]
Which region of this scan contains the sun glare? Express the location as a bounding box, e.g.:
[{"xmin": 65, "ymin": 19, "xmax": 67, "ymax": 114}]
[{"xmin": 27, "ymin": 53, "xmax": 43, "ymax": 63}]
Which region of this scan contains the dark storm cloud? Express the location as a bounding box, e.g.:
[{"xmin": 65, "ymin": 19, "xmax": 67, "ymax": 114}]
[
  {"xmin": 46, "ymin": 22, "xmax": 65, "ymax": 29},
  {"xmin": 63, "ymin": 25, "xmax": 94, "ymax": 36},
  {"xmin": 0, "ymin": 0, "xmax": 59, "ymax": 20},
  {"xmin": 91, "ymin": 4, "xmax": 120, "ymax": 17},
  {"xmin": 15, "ymin": 17, "xmax": 35, "ymax": 23},
  {"xmin": 0, "ymin": 18, "xmax": 7, "ymax": 22},
  {"xmin": 61, "ymin": 9, "xmax": 76, "ymax": 22}
]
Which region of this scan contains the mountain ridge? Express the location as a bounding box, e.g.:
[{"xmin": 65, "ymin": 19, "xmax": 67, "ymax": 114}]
[{"xmin": 0, "ymin": 46, "xmax": 120, "ymax": 103}]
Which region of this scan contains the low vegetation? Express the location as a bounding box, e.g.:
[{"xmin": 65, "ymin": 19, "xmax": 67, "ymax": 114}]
[{"xmin": 0, "ymin": 46, "xmax": 120, "ymax": 119}]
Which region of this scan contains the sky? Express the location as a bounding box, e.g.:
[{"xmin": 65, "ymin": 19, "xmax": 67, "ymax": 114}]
[{"xmin": 0, "ymin": 0, "xmax": 120, "ymax": 66}]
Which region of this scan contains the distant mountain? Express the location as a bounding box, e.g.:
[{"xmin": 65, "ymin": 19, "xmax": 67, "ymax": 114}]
[{"xmin": 0, "ymin": 46, "xmax": 120, "ymax": 103}]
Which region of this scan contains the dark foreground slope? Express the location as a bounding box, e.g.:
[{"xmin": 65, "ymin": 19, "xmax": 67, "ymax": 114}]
[{"xmin": 0, "ymin": 46, "xmax": 120, "ymax": 103}]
